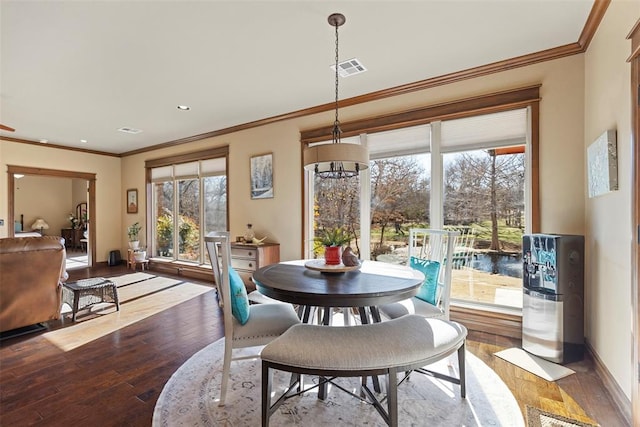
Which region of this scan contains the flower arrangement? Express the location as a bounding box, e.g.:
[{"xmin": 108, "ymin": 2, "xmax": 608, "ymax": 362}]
[{"xmin": 68, "ymin": 213, "xmax": 79, "ymax": 229}]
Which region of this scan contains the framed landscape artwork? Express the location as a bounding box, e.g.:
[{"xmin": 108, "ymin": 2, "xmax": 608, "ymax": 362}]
[{"xmin": 250, "ymin": 153, "xmax": 274, "ymax": 199}]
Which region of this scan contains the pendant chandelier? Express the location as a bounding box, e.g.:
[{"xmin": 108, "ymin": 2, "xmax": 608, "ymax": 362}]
[{"xmin": 303, "ymin": 13, "xmax": 369, "ymax": 179}]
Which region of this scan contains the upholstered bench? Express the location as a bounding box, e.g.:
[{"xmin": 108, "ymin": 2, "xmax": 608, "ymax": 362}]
[{"xmin": 261, "ymin": 314, "xmax": 467, "ymax": 427}]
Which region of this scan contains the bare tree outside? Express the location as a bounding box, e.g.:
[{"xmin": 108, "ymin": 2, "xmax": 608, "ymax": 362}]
[
  {"xmin": 370, "ymin": 156, "xmax": 428, "ymax": 256},
  {"xmin": 444, "ymin": 150, "xmax": 524, "ymax": 248}
]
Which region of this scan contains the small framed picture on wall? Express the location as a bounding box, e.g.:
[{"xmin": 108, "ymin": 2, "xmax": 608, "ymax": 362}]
[
  {"xmin": 127, "ymin": 189, "xmax": 138, "ymax": 213},
  {"xmin": 250, "ymin": 153, "xmax": 274, "ymax": 199}
]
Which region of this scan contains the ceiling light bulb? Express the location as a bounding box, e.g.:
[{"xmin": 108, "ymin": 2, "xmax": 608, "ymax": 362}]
[
  {"xmin": 80, "ymin": 139, "xmax": 87, "ymax": 143},
  {"xmin": 177, "ymin": 105, "xmax": 191, "ymax": 110},
  {"xmin": 39, "ymin": 139, "xmax": 48, "ymax": 144}
]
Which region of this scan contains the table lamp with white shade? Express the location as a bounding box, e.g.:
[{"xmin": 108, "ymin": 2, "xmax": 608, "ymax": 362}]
[{"xmin": 31, "ymin": 218, "xmax": 49, "ymax": 235}]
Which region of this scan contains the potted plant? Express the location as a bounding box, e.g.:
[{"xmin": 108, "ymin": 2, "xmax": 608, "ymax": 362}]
[
  {"xmin": 316, "ymin": 227, "xmax": 352, "ymax": 265},
  {"xmin": 128, "ymin": 222, "xmax": 142, "ymax": 249},
  {"xmin": 133, "ymin": 247, "xmax": 147, "ymax": 262}
]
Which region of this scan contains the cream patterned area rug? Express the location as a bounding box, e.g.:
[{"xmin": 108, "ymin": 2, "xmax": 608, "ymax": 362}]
[{"xmin": 153, "ymin": 338, "xmax": 524, "ymax": 426}]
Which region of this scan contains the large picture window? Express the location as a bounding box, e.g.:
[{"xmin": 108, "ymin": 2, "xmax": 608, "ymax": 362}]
[
  {"xmin": 304, "ymin": 103, "xmax": 535, "ymax": 313},
  {"xmin": 147, "ymin": 149, "xmax": 228, "ymax": 265}
]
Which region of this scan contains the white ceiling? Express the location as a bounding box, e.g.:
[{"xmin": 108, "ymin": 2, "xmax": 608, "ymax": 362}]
[{"xmin": 0, "ymin": 1, "xmax": 594, "ymax": 155}]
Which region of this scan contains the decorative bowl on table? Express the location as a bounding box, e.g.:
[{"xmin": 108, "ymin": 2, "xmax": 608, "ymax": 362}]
[{"xmin": 304, "ymin": 259, "xmax": 361, "ymax": 273}]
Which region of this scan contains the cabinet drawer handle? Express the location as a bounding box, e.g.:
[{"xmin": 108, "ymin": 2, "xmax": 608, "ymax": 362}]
[
  {"xmin": 248, "ymin": 251, "xmax": 253, "ymax": 257},
  {"xmin": 248, "ymin": 263, "xmax": 253, "ymax": 268}
]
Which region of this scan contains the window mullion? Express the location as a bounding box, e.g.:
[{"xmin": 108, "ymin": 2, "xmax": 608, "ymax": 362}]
[
  {"xmin": 199, "ymin": 175, "xmax": 205, "ymax": 264},
  {"xmin": 430, "ymin": 121, "xmax": 443, "ymax": 229},
  {"xmin": 359, "ymin": 134, "xmax": 371, "ymax": 260},
  {"xmin": 525, "ymin": 106, "xmax": 533, "ymax": 234},
  {"xmin": 304, "ymin": 170, "xmax": 315, "ymax": 258}
]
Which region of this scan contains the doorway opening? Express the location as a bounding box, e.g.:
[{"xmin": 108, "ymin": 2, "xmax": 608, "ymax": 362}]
[{"xmin": 7, "ymin": 165, "xmax": 96, "ymax": 269}]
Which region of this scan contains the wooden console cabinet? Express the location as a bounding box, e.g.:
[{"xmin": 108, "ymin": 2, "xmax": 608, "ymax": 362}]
[
  {"xmin": 61, "ymin": 228, "xmax": 84, "ymax": 250},
  {"xmin": 229, "ymin": 242, "xmax": 280, "ymax": 291}
]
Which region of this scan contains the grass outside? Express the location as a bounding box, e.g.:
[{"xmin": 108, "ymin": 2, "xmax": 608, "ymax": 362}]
[{"xmin": 370, "ymin": 220, "xmax": 524, "ymax": 254}]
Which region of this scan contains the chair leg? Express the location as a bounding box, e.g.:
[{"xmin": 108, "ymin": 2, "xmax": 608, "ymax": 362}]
[
  {"xmin": 458, "ymin": 342, "xmax": 466, "ymax": 398},
  {"xmin": 219, "ymin": 339, "xmax": 233, "ymax": 406}
]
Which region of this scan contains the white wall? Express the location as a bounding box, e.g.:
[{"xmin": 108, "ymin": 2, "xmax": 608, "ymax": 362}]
[
  {"xmin": 14, "ymin": 175, "xmax": 71, "ymax": 234},
  {"xmin": 584, "ymin": 0, "xmax": 638, "ymax": 402}
]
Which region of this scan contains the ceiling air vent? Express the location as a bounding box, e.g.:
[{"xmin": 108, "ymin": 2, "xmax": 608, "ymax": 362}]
[
  {"xmin": 118, "ymin": 127, "xmax": 143, "ymax": 134},
  {"xmin": 331, "ymin": 58, "xmax": 367, "ymax": 78}
]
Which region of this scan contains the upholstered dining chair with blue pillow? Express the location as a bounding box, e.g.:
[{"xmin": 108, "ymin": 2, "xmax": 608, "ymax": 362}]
[
  {"xmin": 205, "ymin": 232, "xmax": 300, "ymax": 406},
  {"xmin": 379, "ymin": 228, "xmax": 460, "ymax": 321}
]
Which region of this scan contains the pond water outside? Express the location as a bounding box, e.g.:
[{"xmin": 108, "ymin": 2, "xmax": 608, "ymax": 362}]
[
  {"xmin": 378, "ymin": 246, "xmax": 523, "ymax": 279},
  {"xmin": 470, "ymin": 253, "xmax": 523, "ymax": 279}
]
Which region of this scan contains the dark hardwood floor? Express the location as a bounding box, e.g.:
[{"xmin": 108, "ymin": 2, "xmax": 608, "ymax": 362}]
[{"xmin": 0, "ymin": 264, "xmax": 628, "ymax": 426}]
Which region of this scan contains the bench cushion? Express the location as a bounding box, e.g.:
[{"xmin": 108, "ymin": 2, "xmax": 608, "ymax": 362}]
[
  {"xmin": 379, "ymin": 297, "xmax": 445, "ymax": 319},
  {"xmin": 261, "ymin": 315, "xmax": 466, "ymax": 372}
]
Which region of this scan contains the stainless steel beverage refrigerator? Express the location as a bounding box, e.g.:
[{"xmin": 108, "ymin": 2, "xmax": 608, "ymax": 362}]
[{"xmin": 522, "ymin": 234, "xmax": 585, "ymax": 364}]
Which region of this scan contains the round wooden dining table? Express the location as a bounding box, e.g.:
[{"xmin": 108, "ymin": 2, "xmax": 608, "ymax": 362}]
[
  {"xmin": 253, "ymin": 259, "xmax": 424, "ymax": 398},
  {"xmin": 252, "ymin": 259, "xmax": 424, "ymax": 323}
]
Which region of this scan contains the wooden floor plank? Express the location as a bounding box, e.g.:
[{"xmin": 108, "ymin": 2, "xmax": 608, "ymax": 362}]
[{"xmin": 0, "ymin": 265, "xmax": 629, "ymax": 426}]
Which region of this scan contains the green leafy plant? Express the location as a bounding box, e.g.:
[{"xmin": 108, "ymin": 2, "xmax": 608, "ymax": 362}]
[
  {"xmin": 127, "ymin": 222, "xmax": 141, "ymax": 241},
  {"xmin": 316, "ymin": 227, "xmax": 352, "ymax": 247},
  {"xmin": 156, "ymin": 213, "xmax": 173, "ymax": 256}
]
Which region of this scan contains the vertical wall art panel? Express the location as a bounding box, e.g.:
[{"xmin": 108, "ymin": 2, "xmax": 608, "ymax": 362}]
[
  {"xmin": 587, "ymin": 129, "xmax": 618, "ymax": 198},
  {"xmin": 250, "ymin": 153, "xmax": 274, "ymax": 199}
]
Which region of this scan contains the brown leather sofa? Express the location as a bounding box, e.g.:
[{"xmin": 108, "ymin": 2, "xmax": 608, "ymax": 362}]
[{"xmin": 0, "ymin": 236, "xmax": 68, "ymax": 333}]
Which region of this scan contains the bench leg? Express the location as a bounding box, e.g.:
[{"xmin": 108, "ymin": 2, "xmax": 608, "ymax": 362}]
[
  {"xmin": 387, "ymin": 367, "xmax": 398, "ymax": 427},
  {"xmin": 458, "ymin": 341, "xmax": 466, "ymax": 398},
  {"xmin": 262, "ymin": 362, "xmax": 272, "ymax": 427}
]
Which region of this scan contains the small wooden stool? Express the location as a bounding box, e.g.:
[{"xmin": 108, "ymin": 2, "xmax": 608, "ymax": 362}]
[
  {"xmin": 127, "ymin": 249, "xmax": 149, "ymax": 270},
  {"xmin": 132, "ymin": 259, "xmax": 149, "ymax": 271}
]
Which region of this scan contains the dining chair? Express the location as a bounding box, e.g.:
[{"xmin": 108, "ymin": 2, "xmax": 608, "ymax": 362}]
[
  {"xmin": 378, "ymin": 228, "xmax": 460, "ymax": 321},
  {"xmin": 205, "ymin": 232, "xmax": 300, "ymax": 406}
]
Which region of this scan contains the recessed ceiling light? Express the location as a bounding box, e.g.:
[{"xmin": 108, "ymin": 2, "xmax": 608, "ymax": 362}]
[
  {"xmin": 177, "ymin": 105, "xmax": 191, "ymax": 110},
  {"xmin": 80, "ymin": 139, "xmax": 88, "ymax": 143},
  {"xmin": 39, "ymin": 139, "xmax": 48, "ymax": 144},
  {"xmin": 117, "ymin": 127, "xmax": 142, "ymax": 134}
]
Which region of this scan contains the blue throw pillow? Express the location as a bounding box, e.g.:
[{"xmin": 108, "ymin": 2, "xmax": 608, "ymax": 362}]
[
  {"xmin": 410, "ymin": 256, "xmax": 441, "ymax": 305},
  {"xmin": 228, "ymin": 266, "xmax": 250, "ymax": 325}
]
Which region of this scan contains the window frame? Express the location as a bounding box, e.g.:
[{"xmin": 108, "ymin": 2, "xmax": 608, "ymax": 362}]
[{"xmin": 145, "ymin": 146, "xmax": 229, "ymax": 264}]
